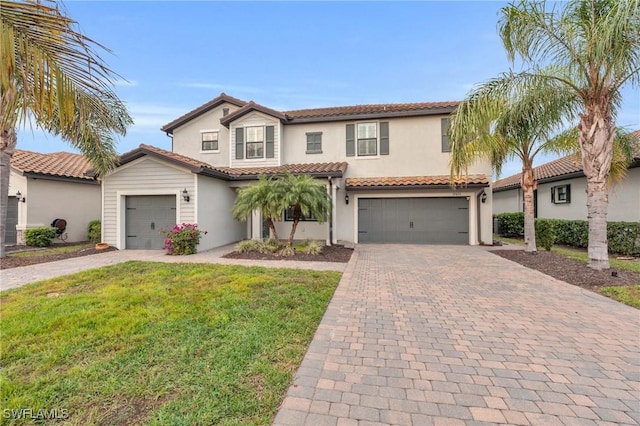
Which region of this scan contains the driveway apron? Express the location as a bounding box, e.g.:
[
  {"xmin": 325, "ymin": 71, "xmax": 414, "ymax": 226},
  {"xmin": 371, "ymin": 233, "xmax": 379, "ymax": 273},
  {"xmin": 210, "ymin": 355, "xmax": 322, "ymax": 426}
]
[{"xmin": 274, "ymin": 244, "xmax": 640, "ymax": 426}]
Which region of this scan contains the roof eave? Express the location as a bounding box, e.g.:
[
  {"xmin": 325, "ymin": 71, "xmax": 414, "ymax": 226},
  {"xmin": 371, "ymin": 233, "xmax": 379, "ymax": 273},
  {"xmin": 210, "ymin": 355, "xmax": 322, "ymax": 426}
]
[
  {"xmin": 286, "ymin": 106, "xmax": 458, "ymax": 124},
  {"xmin": 225, "ymin": 170, "xmax": 345, "ymax": 181},
  {"xmin": 346, "ymin": 182, "xmax": 489, "ymax": 191},
  {"xmin": 22, "ymin": 172, "xmax": 100, "ymax": 184},
  {"xmin": 161, "ymin": 95, "xmax": 247, "ymax": 134}
]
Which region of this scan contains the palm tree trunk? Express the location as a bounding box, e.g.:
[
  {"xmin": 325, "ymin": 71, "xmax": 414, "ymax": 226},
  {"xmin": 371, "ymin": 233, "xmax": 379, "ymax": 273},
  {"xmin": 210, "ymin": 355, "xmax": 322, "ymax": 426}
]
[
  {"xmin": 288, "ymin": 219, "xmax": 299, "ymax": 246},
  {"xmin": 521, "ymin": 166, "xmax": 536, "ymax": 253},
  {"xmin": 267, "ymin": 218, "xmax": 280, "ymax": 241},
  {"xmin": 579, "ymin": 103, "xmax": 614, "ymax": 270},
  {"xmin": 0, "ymin": 128, "xmax": 18, "ymax": 259}
]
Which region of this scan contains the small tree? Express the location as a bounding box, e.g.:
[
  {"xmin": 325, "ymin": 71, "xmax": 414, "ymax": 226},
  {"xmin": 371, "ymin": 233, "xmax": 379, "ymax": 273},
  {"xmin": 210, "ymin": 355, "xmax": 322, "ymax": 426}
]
[
  {"xmin": 232, "ymin": 176, "xmax": 285, "ymax": 241},
  {"xmin": 280, "ymin": 174, "xmax": 331, "ymax": 245}
]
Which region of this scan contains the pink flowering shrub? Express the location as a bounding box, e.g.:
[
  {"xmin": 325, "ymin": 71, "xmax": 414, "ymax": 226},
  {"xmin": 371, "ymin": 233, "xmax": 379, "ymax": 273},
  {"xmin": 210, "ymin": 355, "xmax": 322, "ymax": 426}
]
[{"xmin": 162, "ymin": 223, "xmax": 207, "ymax": 255}]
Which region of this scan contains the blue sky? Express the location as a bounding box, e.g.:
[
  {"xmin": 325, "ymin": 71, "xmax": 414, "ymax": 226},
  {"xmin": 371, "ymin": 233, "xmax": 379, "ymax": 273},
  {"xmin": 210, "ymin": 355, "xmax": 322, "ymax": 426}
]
[{"xmin": 18, "ymin": 1, "xmax": 640, "ymax": 179}]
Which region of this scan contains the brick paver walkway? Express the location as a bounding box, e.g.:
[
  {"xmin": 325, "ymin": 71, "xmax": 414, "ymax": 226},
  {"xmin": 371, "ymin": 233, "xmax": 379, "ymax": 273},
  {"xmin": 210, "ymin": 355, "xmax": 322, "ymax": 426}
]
[{"xmin": 274, "ymin": 245, "xmax": 640, "ymax": 426}]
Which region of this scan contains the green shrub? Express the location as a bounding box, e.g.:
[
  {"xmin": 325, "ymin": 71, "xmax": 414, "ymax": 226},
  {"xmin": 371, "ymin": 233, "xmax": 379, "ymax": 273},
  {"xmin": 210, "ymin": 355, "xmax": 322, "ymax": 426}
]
[
  {"xmin": 24, "ymin": 227, "xmax": 57, "ymax": 247},
  {"xmin": 278, "ymin": 245, "xmax": 295, "ymax": 257},
  {"xmin": 302, "ymin": 240, "xmax": 324, "ymax": 255},
  {"xmin": 161, "ymin": 223, "xmax": 207, "ymax": 255},
  {"xmin": 535, "ymin": 219, "xmax": 556, "ymax": 251},
  {"xmin": 235, "ymin": 239, "xmax": 261, "ymax": 253},
  {"xmin": 607, "ymin": 222, "xmax": 640, "ymax": 256},
  {"xmin": 258, "ymin": 238, "xmax": 281, "ymax": 254},
  {"xmin": 550, "ymin": 219, "xmax": 588, "ymax": 248},
  {"xmin": 87, "ymin": 220, "xmax": 101, "ymax": 243},
  {"xmin": 496, "ymin": 212, "xmax": 524, "ymax": 237}
]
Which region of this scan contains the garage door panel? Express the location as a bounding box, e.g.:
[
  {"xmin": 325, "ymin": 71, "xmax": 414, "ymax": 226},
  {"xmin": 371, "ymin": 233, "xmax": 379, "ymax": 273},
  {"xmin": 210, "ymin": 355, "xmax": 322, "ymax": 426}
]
[
  {"xmin": 6, "ymin": 197, "xmax": 18, "ymax": 245},
  {"xmin": 358, "ymin": 197, "xmax": 468, "ymax": 244},
  {"xmin": 125, "ymin": 195, "xmax": 176, "ymax": 249}
]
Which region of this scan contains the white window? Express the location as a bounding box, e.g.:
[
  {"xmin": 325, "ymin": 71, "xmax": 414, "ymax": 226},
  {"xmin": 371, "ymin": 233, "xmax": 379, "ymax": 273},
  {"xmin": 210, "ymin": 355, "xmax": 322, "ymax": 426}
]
[
  {"xmin": 246, "ymin": 126, "xmax": 264, "ymax": 159},
  {"xmin": 202, "ymin": 131, "xmax": 218, "ymax": 151},
  {"xmin": 551, "ymin": 185, "xmax": 571, "ymax": 204},
  {"xmin": 357, "ymin": 122, "xmax": 377, "ymax": 156}
]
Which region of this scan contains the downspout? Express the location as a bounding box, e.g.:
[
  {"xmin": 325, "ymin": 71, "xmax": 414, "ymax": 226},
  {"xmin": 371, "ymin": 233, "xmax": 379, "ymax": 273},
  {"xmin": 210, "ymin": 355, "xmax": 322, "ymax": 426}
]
[
  {"xmin": 476, "ymin": 190, "xmax": 482, "ymax": 245},
  {"xmin": 328, "ymin": 177, "xmax": 333, "ymax": 246}
]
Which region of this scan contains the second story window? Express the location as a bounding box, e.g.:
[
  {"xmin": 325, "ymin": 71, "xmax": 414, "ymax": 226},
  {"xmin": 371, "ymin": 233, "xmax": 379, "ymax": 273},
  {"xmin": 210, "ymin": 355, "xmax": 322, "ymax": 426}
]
[
  {"xmin": 357, "ymin": 123, "xmax": 377, "ymax": 156},
  {"xmin": 202, "ymin": 131, "xmax": 218, "ymax": 151},
  {"xmin": 306, "ymin": 132, "xmax": 322, "ymax": 154},
  {"xmin": 235, "ymin": 125, "xmax": 275, "ymax": 160},
  {"xmin": 246, "ymin": 126, "xmax": 264, "ymax": 159},
  {"xmin": 346, "ymin": 122, "xmax": 389, "ymax": 157}
]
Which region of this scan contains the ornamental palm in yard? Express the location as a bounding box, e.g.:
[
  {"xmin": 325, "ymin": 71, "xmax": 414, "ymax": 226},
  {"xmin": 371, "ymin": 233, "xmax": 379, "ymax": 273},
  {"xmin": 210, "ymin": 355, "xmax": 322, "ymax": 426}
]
[
  {"xmin": 0, "ymin": 0, "xmax": 132, "ymax": 258},
  {"xmin": 455, "ymin": 0, "xmax": 639, "ymax": 269},
  {"xmin": 280, "ymin": 174, "xmax": 331, "ymax": 245},
  {"xmin": 232, "ymin": 176, "xmax": 285, "ymax": 241},
  {"xmin": 449, "ymin": 85, "xmax": 573, "ymax": 253}
]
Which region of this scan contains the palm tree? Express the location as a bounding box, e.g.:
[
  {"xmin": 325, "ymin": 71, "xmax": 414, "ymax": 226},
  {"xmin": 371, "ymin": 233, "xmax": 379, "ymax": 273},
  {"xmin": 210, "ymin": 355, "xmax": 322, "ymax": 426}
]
[
  {"xmin": 232, "ymin": 176, "xmax": 285, "ymax": 241},
  {"xmin": 486, "ymin": 0, "xmax": 640, "ymax": 269},
  {"xmin": 280, "ymin": 174, "xmax": 331, "ymax": 245},
  {"xmin": 0, "ymin": 0, "xmax": 133, "ymax": 258},
  {"xmin": 449, "ymin": 84, "xmax": 573, "ymax": 253}
]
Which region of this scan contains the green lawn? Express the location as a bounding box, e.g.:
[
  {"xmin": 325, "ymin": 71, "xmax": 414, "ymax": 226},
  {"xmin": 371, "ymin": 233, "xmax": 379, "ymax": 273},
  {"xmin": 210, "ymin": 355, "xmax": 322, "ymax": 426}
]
[{"xmin": 0, "ymin": 262, "xmax": 341, "ymax": 425}]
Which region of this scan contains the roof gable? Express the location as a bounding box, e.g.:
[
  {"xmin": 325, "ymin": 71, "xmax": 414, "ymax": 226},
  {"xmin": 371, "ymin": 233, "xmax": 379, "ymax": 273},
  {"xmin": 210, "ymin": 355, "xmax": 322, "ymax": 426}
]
[
  {"xmin": 220, "ymin": 101, "xmax": 287, "ymax": 127},
  {"xmin": 161, "ymin": 93, "xmax": 247, "ymax": 134}
]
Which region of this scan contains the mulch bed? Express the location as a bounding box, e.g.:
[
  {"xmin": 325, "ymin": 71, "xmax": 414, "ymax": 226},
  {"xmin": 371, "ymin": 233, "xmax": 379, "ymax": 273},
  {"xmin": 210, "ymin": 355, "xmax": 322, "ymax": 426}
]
[
  {"xmin": 491, "ymin": 249, "xmax": 640, "ymax": 291},
  {"xmin": 223, "ymin": 245, "xmax": 354, "ymax": 263},
  {"xmin": 1, "ymin": 243, "xmax": 118, "ymax": 270}
]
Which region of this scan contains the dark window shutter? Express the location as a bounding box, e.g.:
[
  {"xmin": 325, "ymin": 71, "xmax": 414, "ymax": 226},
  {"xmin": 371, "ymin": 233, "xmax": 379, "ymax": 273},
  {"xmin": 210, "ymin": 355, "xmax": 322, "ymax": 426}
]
[
  {"xmin": 235, "ymin": 128, "xmax": 244, "ymax": 159},
  {"xmin": 266, "ymin": 126, "xmax": 275, "ymax": 158},
  {"xmin": 441, "ymin": 118, "xmax": 451, "ymax": 152},
  {"xmin": 380, "ymin": 122, "xmax": 389, "ymax": 155},
  {"xmin": 346, "ymin": 124, "xmax": 355, "ymax": 157},
  {"xmin": 566, "ymin": 185, "xmax": 571, "ymax": 203}
]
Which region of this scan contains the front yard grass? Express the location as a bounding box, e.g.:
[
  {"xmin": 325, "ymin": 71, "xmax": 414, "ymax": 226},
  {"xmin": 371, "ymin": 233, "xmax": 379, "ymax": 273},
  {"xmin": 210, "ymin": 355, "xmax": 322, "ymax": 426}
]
[{"xmin": 0, "ymin": 261, "xmax": 341, "ymax": 425}]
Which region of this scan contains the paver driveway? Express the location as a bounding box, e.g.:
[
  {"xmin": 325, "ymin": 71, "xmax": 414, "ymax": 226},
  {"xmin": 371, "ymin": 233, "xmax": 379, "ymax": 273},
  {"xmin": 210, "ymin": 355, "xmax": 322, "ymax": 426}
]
[{"xmin": 274, "ymin": 245, "xmax": 640, "ymax": 426}]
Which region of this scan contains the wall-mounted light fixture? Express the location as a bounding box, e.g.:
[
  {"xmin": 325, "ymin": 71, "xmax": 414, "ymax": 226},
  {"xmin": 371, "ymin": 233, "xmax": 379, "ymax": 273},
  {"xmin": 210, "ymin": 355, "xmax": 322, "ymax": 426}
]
[
  {"xmin": 345, "ymin": 194, "xmax": 349, "ymax": 205},
  {"xmin": 481, "ymin": 190, "xmax": 487, "ymax": 203},
  {"xmin": 182, "ymin": 188, "xmax": 190, "ymax": 202},
  {"xmin": 16, "ymin": 190, "xmax": 25, "ymax": 203}
]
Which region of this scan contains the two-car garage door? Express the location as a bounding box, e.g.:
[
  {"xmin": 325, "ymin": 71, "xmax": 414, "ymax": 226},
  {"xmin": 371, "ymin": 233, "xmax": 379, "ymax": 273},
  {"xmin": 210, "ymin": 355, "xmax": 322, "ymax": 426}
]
[{"xmin": 358, "ymin": 197, "xmax": 469, "ymax": 244}]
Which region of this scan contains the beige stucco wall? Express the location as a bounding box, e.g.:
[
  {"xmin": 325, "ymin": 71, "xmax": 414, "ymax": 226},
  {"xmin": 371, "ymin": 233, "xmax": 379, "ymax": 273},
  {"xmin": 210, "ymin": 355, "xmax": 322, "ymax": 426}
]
[
  {"xmin": 493, "ymin": 188, "xmax": 522, "ymax": 215},
  {"xmin": 103, "ymin": 157, "xmax": 196, "ymax": 249},
  {"xmin": 196, "ymin": 175, "xmax": 245, "ymax": 250},
  {"xmin": 18, "ymin": 177, "xmax": 101, "ymax": 243},
  {"xmin": 8, "ymin": 171, "xmax": 27, "ymax": 242},
  {"xmin": 493, "ymin": 168, "xmax": 639, "ymax": 222}
]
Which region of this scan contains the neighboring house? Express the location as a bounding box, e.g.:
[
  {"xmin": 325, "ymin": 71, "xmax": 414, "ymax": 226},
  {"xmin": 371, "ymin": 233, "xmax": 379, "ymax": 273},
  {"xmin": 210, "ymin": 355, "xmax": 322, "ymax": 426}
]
[
  {"xmin": 493, "ymin": 134, "xmax": 640, "ymax": 222},
  {"xmin": 102, "ymin": 93, "xmax": 493, "ymax": 251},
  {"xmin": 8, "ymin": 150, "xmax": 101, "ymax": 245}
]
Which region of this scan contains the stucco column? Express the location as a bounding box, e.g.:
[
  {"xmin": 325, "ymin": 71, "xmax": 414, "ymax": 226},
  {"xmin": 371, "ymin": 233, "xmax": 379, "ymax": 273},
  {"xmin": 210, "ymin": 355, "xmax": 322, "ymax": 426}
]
[
  {"xmin": 331, "ymin": 182, "xmax": 338, "ymax": 245},
  {"xmin": 251, "ymin": 209, "xmax": 261, "ymax": 241}
]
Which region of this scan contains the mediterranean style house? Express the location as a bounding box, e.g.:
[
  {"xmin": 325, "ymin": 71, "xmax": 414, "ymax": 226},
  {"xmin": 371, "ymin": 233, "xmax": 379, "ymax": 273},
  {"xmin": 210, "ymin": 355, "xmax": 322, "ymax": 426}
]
[
  {"xmin": 102, "ymin": 93, "xmax": 493, "ymax": 250},
  {"xmin": 493, "ymin": 133, "xmax": 640, "ymax": 222},
  {"xmin": 8, "ymin": 150, "xmax": 101, "ymax": 245}
]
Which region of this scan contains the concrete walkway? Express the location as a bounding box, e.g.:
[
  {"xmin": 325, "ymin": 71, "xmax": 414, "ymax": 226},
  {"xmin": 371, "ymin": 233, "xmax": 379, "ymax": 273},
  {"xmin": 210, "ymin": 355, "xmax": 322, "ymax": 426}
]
[
  {"xmin": 274, "ymin": 245, "xmax": 640, "ymax": 426},
  {"xmin": 0, "ymin": 244, "xmax": 346, "ymax": 291}
]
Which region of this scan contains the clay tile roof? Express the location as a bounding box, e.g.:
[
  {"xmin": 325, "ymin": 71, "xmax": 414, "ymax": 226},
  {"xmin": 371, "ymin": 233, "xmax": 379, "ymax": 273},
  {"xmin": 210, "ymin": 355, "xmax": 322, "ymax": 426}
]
[
  {"xmin": 216, "ymin": 162, "xmax": 348, "ymax": 178},
  {"xmin": 161, "ymin": 92, "xmax": 247, "ymax": 133},
  {"xmin": 284, "ymin": 101, "xmax": 460, "ymax": 121},
  {"xmin": 346, "ymin": 174, "xmax": 489, "ymax": 189},
  {"xmin": 220, "ymin": 101, "xmax": 287, "ymax": 126},
  {"xmin": 11, "ymin": 149, "xmax": 97, "ymax": 181},
  {"xmin": 493, "ymin": 154, "xmax": 585, "ymax": 192},
  {"xmin": 118, "ymin": 144, "xmax": 347, "ymax": 180}
]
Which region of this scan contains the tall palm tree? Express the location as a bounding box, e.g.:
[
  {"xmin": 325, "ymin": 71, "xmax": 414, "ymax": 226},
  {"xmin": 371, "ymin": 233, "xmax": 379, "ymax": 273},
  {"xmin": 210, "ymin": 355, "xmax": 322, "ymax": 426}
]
[
  {"xmin": 280, "ymin": 174, "xmax": 331, "ymax": 245},
  {"xmin": 486, "ymin": 0, "xmax": 640, "ymax": 269},
  {"xmin": 232, "ymin": 176, "xmax": 285, "ymax": 241},
  {"xmin": 0, "ymin": 0, "xmax": 132, "ymax": 258},
  {"xmin": 449, "ymin": 84, "xmax": 573, "ymax": 253}
]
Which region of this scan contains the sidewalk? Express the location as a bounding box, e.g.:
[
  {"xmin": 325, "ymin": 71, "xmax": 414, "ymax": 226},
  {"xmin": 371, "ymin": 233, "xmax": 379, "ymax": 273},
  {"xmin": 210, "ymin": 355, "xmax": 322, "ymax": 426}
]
[{"xmin": 0, "ymin": 245, "xmax": 346, "ymax": 292}]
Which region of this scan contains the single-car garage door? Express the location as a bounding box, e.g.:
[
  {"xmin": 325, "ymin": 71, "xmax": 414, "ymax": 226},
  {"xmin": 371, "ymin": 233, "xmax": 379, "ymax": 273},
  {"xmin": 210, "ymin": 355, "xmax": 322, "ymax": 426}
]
[
  {"xmin": 358, "ymin": 197, "xmax": 468, "ymax": 244},
  {"xmin": 6, "ymin": 196, "xmax": 18, "ymax": 245},
  {"xmin": 125, "ymin": 195, "xmax": 176, "ymax": 249}
]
